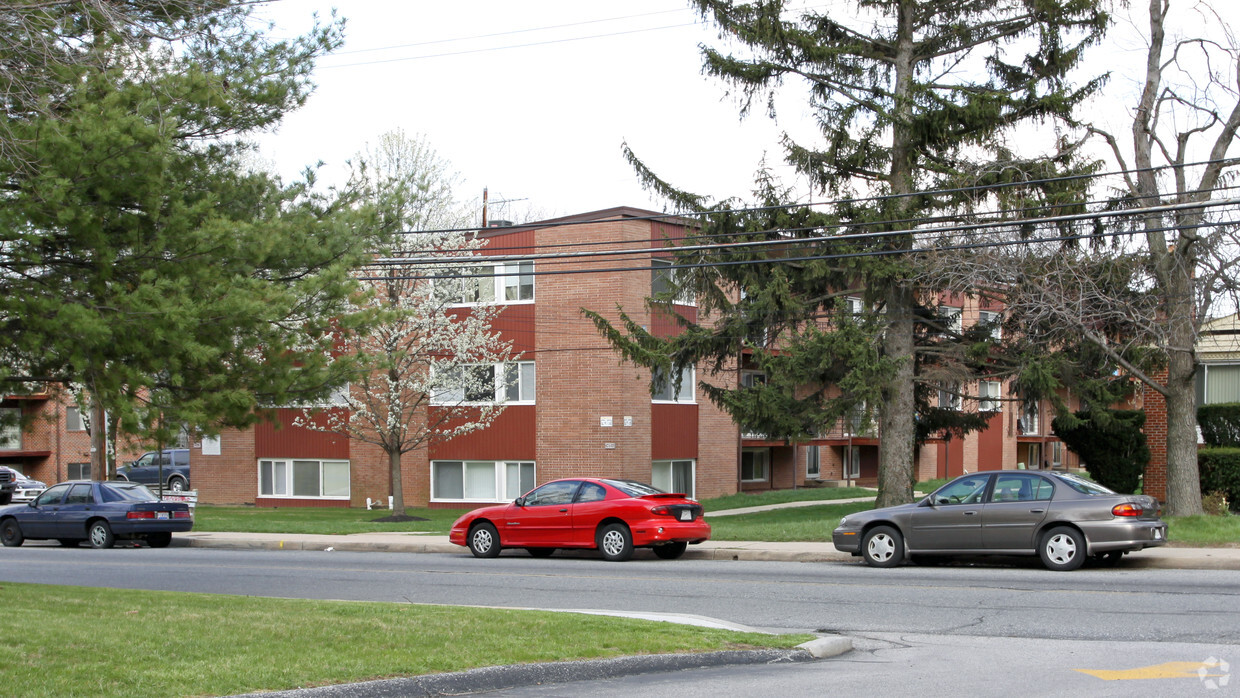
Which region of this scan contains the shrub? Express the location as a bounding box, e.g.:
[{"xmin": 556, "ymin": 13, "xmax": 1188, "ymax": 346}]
[
  {"xmin": 1199, "ymin": 403, "xmax": 1240, "ymax": 447},
  {"xmin": 1199, "ymin": 447, "xmax": 1240, "ymax": 513},
  {"xmin": 1052, "ymin": 409, "xmax": 1149, "ymax": 494}
]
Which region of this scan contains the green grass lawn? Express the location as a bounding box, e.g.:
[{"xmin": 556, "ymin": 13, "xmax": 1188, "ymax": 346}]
[{"xmin": 0, "ymin": 583, "xmax": 813, "ymax": 698}]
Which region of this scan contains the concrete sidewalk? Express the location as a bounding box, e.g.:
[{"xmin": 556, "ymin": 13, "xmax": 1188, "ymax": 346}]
[{"xmin": 174, "ymin": 530, "xmax": 1240, "ymax": 570}]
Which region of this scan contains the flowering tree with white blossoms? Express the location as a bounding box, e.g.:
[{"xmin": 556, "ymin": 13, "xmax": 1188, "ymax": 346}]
[{"xmin": 296, "ymin": 131, "xmax": 514, "ymax": 517}]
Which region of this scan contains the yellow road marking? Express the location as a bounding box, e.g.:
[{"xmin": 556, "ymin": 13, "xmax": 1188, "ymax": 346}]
[{"xmin": 1076, "ymin": 661, "xmax": 1225, "ymax": 680}]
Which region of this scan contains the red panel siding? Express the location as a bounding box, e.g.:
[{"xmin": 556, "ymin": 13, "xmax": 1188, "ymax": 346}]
[
  {"xmin": 255, "ymin": 409, "xmax": 350, "ymax": 459},
  {"xmin": 976, "ymin": 412, "xmax": 1005, "ymax": 470},
  {"xmin": 651, "ymin": 404, "xmax": 698, "ymax": 460},
  {"xmin": 429, "ymin": 406, "xmax": 536, "ymax": 460}
]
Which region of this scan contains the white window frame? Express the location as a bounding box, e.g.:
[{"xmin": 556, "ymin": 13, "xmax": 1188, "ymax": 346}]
[
  {"xmin": 806, "ymin": 446, "xmax": 820, "ymax": 479},
  {"xmin": 979, "ymin": 380, "xmax": 1003, "ymax": 412},
  {"xmin": 0, "ymin": 408, "xmax": 21, "ymax": 450},
  {"xmin": 938, "ymin": 306, "xmax": 962, "ymax": 334},
  {"xmin": 65, "ymin": 406, "xmax": 86, "ymax": 432},
  {"xmin": 447, "ymin": 262, "xmax": 534, "ymax": 306},
  {"xmin": 741, "ymin": 448, "xmax": 770, "ymax": 482},
  {"xmin": 652, "ymin": 459, "xmax": 695, "ymax": 498},
  {"xmin": 1020, "ymin": 398, "xmax": 1040, "ymax": 434},
  {"xmin": 258, "ymin": 459, "xmax": 351, "ymax": 499},
  {"xmin": 978, "ymin": 310, "xmax": 1002, "ymax": 339},
  {"xmin": 938, "ymin": 384, "xmax": 962, "ymax": 411},
  {"xmin": 651, "ymin": 258, "xmax": 696, "ymax": 306},
  {"xmin": 843, "ymin": 445, "xmax": 861, "ymax": 479},
  {"xmin": 652, "ymin": 364, "xmax": 695, "ymax": 403},
  {"xmin": 431, "ymin": 361, "xmax": 536, "ymax": 405},
  {"xmin": 430, "ymin": 460, "xmax": 535, "ymax": 503}
]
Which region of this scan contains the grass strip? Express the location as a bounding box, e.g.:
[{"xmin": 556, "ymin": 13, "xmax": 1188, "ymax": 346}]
[{"xmin": 0, "ymin": 583, "xmax": 812, "ymax": 698}]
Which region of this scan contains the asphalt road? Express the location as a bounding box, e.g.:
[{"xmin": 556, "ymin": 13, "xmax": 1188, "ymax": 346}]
[{"xmin": 2, "ymin": 546, "xmax": 1238, "ymax": 644}]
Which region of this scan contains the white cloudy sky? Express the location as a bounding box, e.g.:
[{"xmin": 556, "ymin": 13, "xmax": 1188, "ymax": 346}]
[{"xmin": 252, "ymin": 0, "xmax": 1240, "ymax": 224}]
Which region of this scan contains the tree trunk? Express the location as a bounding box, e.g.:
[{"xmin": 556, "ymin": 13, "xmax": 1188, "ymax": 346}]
[
  {"xmin": 877, "ymin": 283, "xmax": 917, "ymax": 507},
  {"xmin": 389, "ymin": 447, "xmax": 406, "ymax": 517},
  {"xmin": 874, "ymin": 0, "xmax": 918, "ymax": 508},
  {"xmin": 90, "ymin": 399, "xmax": 107, "ymax": 481}
]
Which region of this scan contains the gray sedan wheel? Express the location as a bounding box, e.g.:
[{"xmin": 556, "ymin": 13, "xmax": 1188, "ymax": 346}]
[
  {"xmin": 861, "ymin": 525, "xmax": 904, "ymax": 568},
  {"xmin": 468, "ymin": 522, "xmax": 501, "ymax": 558},
  {"xmin": 1039, "ymin": 526, "xmax": 1086, "ymax": 571},
  {"xmin": 598, "ymin": 523, "xmax": 634, "ymax": 562}
]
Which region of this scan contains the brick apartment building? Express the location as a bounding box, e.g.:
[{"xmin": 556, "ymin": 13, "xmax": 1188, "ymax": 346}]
[{"xmin": 3, "ymin": 206, "xmax": 1089, "ymax": 507}]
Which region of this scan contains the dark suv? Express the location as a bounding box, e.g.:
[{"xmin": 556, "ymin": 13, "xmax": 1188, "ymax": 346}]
[
  {"xmin": 0, "ymin": 468, "xmax": 13, "ymax": 505},
  {"xmin": 117, "ymin": 449, "xmax": 191, "ymax": 492}
]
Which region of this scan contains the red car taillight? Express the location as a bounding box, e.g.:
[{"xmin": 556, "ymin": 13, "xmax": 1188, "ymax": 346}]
[{"xmin": 1112, "ymin": 503, "xmax": 1143, "ymax": 517}]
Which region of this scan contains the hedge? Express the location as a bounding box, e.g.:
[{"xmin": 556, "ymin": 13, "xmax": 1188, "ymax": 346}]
[
  {"xmin": 1198, "ymin": 403, "xmax": 1240, "ymax": 448},
  {"xmin": 1198, "ymin": 447, "xmax": 1240, "ymax": 512}
]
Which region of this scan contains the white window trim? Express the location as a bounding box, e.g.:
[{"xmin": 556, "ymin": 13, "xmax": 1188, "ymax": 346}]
[
  {"xmin": 652, "ymin": 459, "xmax": 696, "ymax": 499},
  {"xmin": 430, "ymin": 460, "xmax": 535, "ymax": 503},
  {"xmin": 978, "ymin": 310, "xmax": 1002, "ymax": 339},
  {"xmin": 979, "ymin": 380, "xmax": 1003, "ymax": 412},
  {"xmin": 741, "ymin": 448, "xmax": 770, "ymax": 483},
  {"xmin": 652, "ymin": 364, "xmax": 696, "ymax": 404},
  {"xmin": 447, "ymin": 261, "xmax": 535, "ymax": 307},
  {"xmin": 431, "ymin": 361, "xmax": 536, "ymax": 406},
  {"xmin": 939, "ymin": 306, "xmax": 962, "ymax": 334},
  {"xmin": 257, "ymin": 458, "xmax": 351, "ymax": 500},
  {"xmin": 651, "ymin": 258, "xmax": 697, "ymax": 306}
]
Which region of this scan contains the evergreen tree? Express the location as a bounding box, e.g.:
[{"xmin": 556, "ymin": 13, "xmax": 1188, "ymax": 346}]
[
  {"xmin": 591, "ymin": 0, "xmax": 1107, "ymax": 506},
  {"xmin": 0, "ymin": 3, "xmax": 378, "ymax": 475}
]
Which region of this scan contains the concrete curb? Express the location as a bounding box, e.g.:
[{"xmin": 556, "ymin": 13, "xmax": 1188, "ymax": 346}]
[
  {"xmin": 175, "ymin": 534, "xmax": 1240, "ymax": 569},
  {"xmin": 230, "ymin": 647, "xmax": 826, "ymax": 697}
]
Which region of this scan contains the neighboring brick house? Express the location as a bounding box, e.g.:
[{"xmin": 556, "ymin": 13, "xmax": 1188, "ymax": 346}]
[{"xmin": 2, "ymin": 205, "xmax": 1079, "ymax": 506}]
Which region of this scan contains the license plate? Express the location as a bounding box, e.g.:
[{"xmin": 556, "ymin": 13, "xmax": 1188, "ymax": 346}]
[
  {"xmin": 679, "ymin": 511, "xmax": 692, "ymax": 521},
  {"xmin": 156, "ymin": 512, "xmax": 169, "ymax": 520}
]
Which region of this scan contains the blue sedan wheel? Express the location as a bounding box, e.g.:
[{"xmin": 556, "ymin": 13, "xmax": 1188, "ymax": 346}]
[
  {"xmin": 1, "ymin": 519, "xmax": 23, "ymax": 547},
  {"xmin": 88, "ymin": 520, "xmax": 115, "ymax": 549}
]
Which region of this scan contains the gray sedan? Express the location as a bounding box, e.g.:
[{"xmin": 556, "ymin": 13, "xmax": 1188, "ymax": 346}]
[{"xmin": 833, "ymin": 471, "xmax": 1167, "ymax": 571}]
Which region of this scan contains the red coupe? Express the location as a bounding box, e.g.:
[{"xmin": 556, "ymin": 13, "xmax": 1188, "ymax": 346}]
[{"xmin": 449, "ymin": 478, "xmax": 711, "ymax": 561}]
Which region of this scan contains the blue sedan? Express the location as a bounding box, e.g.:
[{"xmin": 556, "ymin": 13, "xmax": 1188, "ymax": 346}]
[{"xmin": 0, "ymin": 480, "xmax": 193, "ymax": 549}]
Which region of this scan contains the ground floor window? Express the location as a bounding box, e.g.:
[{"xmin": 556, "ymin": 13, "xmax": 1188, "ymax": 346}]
[
  {"xmin": 806, "ymin": 446, "xmax": 820, "ymax": 478},
  {"xmin": 259, "ymin": 459, "xmax": 350, "ymax": 498},
  {"xmin": 652, "ymin": 459, "xmax": 695, "ymax": 498},
  {"xmin": 432, "ymin": 460, "xmax": 535, "ymax": 502},
  {"xmin": 741, "ymin": 449, "xmax": 769, "ymax": 482},
  {"xmin": 843, "ymin": 446, "xmax": 861, "ymax": 479}
]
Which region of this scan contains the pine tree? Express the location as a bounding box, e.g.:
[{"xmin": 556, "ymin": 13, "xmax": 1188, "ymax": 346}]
[
  {"xmin": 0, "ymin": 3, "xmax": 378, "ymax": 475},
  {"xmin": 593, "ymin": 0, "xmax": 1107, "ymax": 506}
]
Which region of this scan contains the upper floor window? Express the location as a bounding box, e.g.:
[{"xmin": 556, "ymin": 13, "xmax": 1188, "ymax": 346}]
[
  {"xmin": 979, "ymin": 380, "xmax": 1003, "ymax": 412},
  {"xmin": 432, "ymin": 361, "xmax": 536, "ymax": 405},
  {"xmin": 978, "ymin": 310, "xmax": 1002, "ymax": 339},
  {"xmin": 938, "ymin": 306, "xmax": 962, "ymax": 335},
  {"xmin": 651, "ymin": 258, "xmax": 695, "ymax": 305},
  {"xmin": 65, "ymin": 406, "xmax": 86, "ymax": 432},
  {"xmin": 448, "ymin": 262, "xmax": 534, "ymax": 305},
  {"xmin": 652, "ymin": 364, "xmax": 695, "ymax": 403},
  {"xmin": 938, "ymin": 384, "xmax": 962, "ymax": 411}
]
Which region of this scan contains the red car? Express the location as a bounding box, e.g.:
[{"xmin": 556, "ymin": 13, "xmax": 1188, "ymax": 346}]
[{"xmin": 449, "ymin": 478, "xmax": 711, "ymax": 561}]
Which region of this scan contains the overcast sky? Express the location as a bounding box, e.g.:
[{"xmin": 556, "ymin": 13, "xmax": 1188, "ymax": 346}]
[{"xmin": 253, "ymin": 1, "xmax": 1240, "ymax": 225}]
